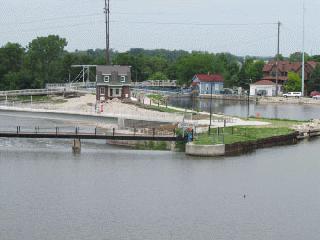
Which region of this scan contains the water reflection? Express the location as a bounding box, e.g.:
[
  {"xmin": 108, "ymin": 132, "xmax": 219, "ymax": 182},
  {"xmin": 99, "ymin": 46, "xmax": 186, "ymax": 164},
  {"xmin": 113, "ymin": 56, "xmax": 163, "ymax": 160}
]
[{"xmin": 169, "ymin": 97, "xmax": 320, "ymax": 120}]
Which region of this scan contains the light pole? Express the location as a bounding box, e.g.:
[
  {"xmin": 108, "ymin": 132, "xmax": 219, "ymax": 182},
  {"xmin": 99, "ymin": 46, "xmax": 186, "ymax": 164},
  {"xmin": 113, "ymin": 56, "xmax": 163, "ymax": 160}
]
[
  {"xmin": 209, "ymin": 83, "xmax": 213, "ymax": 133},
  {"xmin": 247, "ymin": 79, "xmax": 252, "ymax": 119},
  {"xmin": 301, "ymin": 0, "xmax": 306, "ymax": 96}
]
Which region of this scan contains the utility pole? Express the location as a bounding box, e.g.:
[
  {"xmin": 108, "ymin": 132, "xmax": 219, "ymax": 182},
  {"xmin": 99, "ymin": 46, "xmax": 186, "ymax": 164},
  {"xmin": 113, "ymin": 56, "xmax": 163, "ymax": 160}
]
[
  {"xmin": 275, "ymin": 21, "xmax": 281, "ymax": 96},
  {"xmin": 209, "ymin": 83, "xmax": 213, "ymax": 134},
  {"xmin": 302, "ymin": 0, "xmax": 305, "ymax": 96},
  {"xmin": 104, "ymin": 0, "xmax": 110, "ymax": 65}
]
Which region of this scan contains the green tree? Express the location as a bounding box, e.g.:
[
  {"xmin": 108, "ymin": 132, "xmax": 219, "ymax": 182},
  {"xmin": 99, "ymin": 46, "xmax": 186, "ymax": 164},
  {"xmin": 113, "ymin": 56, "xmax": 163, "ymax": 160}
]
[
  {"xmin": 0, "ymin": 43, "xmax": 25, "ymax": 90},
  {"xmin": 238, "ymin": 58, "xmax": 264, "ymax": 88},
  {"xmin": 284, "ymin": 72, "xmax": 301, "ymax": 92},
  {"xmin": 289, "ymin": 52, "xmax": 310, "ymax": 63},
  {"xmin": 274, "ymin": 54, "xmax": 285, "ymax": 61},
  {"xmin": 25, "ymin": 35, "xmax": 67, "ymax": 87},
  {"xmin": 174, "ymin": 52, "xmax": 216, "ymax": 85},
  {"xmin": 149, "ymin": 72, "xmax": 168, "ymax": 80}
]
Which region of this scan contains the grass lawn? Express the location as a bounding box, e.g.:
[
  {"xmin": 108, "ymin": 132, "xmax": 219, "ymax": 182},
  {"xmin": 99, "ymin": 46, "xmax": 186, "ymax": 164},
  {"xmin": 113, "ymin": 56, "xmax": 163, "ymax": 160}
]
[
  {"xmin": 195, "ymin": 126, "xmax": 295, "ymax": 145},
  {"xmin": 143, "ymin": 104, "xmax": 182, "ymax": 113},
  {"xmin": 247, "ymin": 117, "xmax": 307, "ymax": 128},
  {"xmin": 147, "ymin": 94, "xmax": 165, "ymax": 103},
  {"xmin": 5, "ymin": 95, "xmax": 67, "ymax": 104}
]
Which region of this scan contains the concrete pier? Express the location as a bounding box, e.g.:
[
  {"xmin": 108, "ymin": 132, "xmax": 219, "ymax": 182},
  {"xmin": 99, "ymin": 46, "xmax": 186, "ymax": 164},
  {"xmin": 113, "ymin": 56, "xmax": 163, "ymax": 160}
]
[{"xmin": 72, "ymin": 139, "xmax": 81, "ymax": 154}]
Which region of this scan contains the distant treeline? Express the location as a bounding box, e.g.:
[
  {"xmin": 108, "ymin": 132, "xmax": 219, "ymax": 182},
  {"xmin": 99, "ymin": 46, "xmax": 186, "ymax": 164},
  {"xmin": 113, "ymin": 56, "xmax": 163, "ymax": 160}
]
[{"xmin": 1, "ymin": 35, "xmax": 320, "ymax": 91}]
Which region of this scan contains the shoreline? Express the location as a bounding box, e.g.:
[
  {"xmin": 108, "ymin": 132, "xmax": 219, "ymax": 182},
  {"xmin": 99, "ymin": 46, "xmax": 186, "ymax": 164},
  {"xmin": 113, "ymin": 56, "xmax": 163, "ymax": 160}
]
[{"xmin": 168, "ymin": 94, "xmax": 320, "ymax": 105}]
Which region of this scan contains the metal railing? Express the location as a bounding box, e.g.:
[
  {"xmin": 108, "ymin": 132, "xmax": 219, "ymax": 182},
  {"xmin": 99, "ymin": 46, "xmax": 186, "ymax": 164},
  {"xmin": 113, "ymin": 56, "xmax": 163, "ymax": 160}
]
[{"xmin": 0, "ymin": 88, "xmax": 70, "ymax": 97}]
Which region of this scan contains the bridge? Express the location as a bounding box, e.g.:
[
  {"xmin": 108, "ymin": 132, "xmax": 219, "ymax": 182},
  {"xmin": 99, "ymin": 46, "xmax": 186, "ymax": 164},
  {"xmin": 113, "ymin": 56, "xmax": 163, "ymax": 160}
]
[
  {"xmin": 0, "ymin": 88, "xmax": 78, "ymax": 97},
  {"xmin": 0, "ymin": 126, "xmax": 186, "ymax": 153}
]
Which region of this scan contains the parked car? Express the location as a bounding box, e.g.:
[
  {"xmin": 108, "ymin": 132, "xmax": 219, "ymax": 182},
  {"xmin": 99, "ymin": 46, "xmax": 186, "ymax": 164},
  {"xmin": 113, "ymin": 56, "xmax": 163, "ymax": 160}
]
[
  {"xmin": 310, "ymin": 91, "xmax": 320, "ymax": 97},
  {"xmin": 256, "ymin": 90, "xmax": 267, "ymax": 96},
  {"xmin": 283, "ymin": 92, "xmax": 302, "ymax": 98},
  {"xmin": 313, "ymin": 95, "xmax": 320, "ymax": 100}
]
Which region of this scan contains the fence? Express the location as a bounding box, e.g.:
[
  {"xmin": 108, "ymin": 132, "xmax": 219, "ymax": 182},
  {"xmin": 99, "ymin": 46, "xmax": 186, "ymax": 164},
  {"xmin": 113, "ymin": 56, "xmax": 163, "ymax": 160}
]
[
  {"xmin": 195, "ymin": 126, "xmax": 295, "ymax": 145},
  {"xmin": 0, "ymin": 88, "xmax": 71, "ymax": 97},
  {"xmin": 46, "ymin": 82, "xmax": 96, "ymax": 90}
]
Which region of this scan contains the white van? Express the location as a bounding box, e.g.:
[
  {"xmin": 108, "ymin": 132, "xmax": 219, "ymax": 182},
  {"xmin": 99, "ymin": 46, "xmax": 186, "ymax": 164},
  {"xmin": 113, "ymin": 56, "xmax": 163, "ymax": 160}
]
[{"xmin": 283, "ymin": 92, "xmax": 302, "ymax": 98}]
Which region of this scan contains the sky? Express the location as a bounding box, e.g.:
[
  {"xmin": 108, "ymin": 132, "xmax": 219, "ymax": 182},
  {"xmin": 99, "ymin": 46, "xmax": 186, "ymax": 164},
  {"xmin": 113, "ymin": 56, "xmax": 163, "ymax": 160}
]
[{"xmin": 1, "ymin": 0, "xmax": 320, "ymax": 56}]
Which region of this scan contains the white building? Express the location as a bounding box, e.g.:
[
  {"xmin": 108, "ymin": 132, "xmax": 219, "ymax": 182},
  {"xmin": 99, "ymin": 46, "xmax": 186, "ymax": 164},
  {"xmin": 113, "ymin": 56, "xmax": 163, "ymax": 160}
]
[{"xmin": 250, "ymin": 80, "xmax": 282, "ymax": 97}]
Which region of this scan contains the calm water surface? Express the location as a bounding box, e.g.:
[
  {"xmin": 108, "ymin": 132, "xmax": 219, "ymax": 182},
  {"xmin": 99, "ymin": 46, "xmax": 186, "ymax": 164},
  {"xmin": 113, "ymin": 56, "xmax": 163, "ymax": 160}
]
[
  {"xmin": 169, "ymin": 97, "xmax": 320, "ymax": 120},
  {"xmin": 0, "ymin": 110, "xmax": 320, "ymax": 240}
]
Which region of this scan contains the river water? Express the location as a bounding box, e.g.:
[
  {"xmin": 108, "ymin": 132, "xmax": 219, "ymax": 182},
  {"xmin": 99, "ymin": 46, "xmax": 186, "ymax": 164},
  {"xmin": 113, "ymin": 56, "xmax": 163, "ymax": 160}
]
[
  {"xmin": 168, "ymin": 97, "xmax": 320, "ymax": 120},
  {"xmin": 1, "ymin": 110, "xmax": 320, "ymax": 240}
]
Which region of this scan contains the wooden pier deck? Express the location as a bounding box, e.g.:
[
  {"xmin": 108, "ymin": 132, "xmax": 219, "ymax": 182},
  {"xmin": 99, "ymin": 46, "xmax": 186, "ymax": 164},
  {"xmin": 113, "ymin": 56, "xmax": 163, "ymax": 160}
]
[{"xmin": 0, "ymin": 127, "xmax": 184, "ymax": 142}]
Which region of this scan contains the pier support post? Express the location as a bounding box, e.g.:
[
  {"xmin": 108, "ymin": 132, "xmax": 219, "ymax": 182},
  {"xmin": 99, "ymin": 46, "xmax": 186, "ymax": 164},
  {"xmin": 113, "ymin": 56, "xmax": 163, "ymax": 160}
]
[{"xmin": 72, "ymin": 139, "xmax": 81, "ymax": 154}]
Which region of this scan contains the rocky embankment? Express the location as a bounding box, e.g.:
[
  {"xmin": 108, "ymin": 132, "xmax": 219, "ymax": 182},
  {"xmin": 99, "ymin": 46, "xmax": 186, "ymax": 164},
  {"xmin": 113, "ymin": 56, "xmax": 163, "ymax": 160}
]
[
  {"xmin": 258, "ymin": 97, "xmax": 320, "ymax": 105},
  {"xmin": 293, "ymin": 119, "xmax": 320, "ymax": 138}
]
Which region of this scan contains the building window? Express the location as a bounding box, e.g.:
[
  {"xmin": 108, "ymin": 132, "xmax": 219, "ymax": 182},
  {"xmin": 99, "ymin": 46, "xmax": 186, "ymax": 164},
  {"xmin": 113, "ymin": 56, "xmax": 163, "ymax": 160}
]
[
  {"xmin": 100, "ymin": 87, "xmax": 105, "ymax": 95},
  {"xmin": 120, "ymin": 75, "xmax": 126, "ymax": 83},
  {"xmin": 104, "ymin": 75, "xmax": 110, "ymax": 82},
  {"xmin": 115, "ymin": 89, "xmax": 120, "ymax": 95}
]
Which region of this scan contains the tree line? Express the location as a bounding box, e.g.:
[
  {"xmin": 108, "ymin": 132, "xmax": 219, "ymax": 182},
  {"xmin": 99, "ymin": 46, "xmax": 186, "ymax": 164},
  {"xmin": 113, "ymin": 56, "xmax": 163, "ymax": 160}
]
[{"xmin": 1, "ymin": 35, "xmax": 320, "ymax": 93}]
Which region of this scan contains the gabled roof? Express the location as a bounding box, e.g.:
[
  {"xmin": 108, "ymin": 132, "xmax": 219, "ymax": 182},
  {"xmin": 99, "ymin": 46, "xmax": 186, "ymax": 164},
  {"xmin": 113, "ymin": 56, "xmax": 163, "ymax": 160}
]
[
  {"xmin": 252, "ymin": 80, "xmax": 276, "ymax": 85},
  {"xmin": 263, "ymin": 61, "xmax": 318, "ymax": 73},
  {"xmin": 194, "ymin": 74, "xmax": 224, "ymax": 82},
  {"xmin": 262, "ymin": 76, "xmax": 288, "ymax": 81}
]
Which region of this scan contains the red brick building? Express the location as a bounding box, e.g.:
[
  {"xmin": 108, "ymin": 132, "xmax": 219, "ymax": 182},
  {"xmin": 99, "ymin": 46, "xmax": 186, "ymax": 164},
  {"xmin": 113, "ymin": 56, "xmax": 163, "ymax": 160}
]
[{"xmin": 262, "ymin": 61, "xmax": 317, "ymax": 84}]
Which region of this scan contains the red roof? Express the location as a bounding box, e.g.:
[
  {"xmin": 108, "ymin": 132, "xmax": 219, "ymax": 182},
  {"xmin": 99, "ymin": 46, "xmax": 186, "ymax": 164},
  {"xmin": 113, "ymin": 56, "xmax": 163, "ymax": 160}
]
[
  {"xmin": 194, "ymin": 74, "xmax": 224, "ymax": 82},
  {"xmin": 262, "ymin": 76, "xmax": 288, "ymax": 82},
  {"xmin": 252, "ymin": 80, "xmax": 276, "ymax": 85},
  {"xmin": 263, "ymin": 61, "xmax": 318, "ymax": 73}
]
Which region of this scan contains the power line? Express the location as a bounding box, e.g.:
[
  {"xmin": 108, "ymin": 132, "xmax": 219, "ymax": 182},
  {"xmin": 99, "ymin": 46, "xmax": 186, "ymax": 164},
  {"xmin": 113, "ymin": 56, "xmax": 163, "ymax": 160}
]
[
  {"xmin": 111, "ymin": 20, "xmax": 278, "ymax": 27},
  {"xmin": 0, "ymin": 21, "xmax": 99, "ymax": 35},
  {"xmin": 1, "ymin": 13, "xmax": 102, "ymax": 26}
]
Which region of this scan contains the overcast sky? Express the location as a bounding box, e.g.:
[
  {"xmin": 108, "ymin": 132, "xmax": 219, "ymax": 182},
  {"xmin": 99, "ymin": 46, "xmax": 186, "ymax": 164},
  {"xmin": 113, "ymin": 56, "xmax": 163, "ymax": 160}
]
[{"xmin": 1, "ymin": 0, "xmax": 320, "ymax": 56}]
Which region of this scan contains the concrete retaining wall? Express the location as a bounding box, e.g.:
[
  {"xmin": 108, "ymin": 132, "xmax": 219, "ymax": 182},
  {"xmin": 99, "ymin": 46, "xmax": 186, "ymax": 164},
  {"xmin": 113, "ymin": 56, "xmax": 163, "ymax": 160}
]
[
  {"xmin": 107, "ymin": 139, "xmax": 173, "ymax": 150},
  {"xmin": 186, "ymin": 143, "xmax": 225, "ymax": 157},
  {"xmin": 186, "ymin": 133, "xmax": 298, "ymax": 157}
]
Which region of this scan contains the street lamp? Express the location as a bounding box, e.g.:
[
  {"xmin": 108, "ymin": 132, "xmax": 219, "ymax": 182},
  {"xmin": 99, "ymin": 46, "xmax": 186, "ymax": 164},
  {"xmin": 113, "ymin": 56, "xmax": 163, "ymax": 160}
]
[
  {"xmin": 247, "ymin": 79, "xmax": 252, "ymax": 119},
  {"xmin": 209, "ymin": 83, "xmax": 213, "ymax": 133}
]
